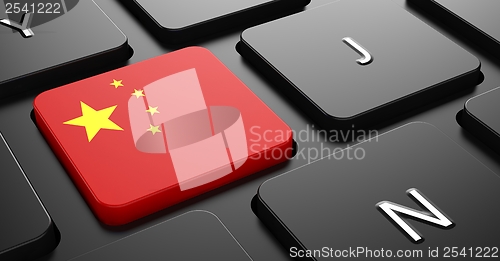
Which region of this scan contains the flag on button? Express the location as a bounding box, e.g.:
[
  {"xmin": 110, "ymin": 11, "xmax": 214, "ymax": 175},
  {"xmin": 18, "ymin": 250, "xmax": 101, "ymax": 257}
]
[{"xmin": 34, "ymin": 47, "xmax": 293, "ymax": 225}]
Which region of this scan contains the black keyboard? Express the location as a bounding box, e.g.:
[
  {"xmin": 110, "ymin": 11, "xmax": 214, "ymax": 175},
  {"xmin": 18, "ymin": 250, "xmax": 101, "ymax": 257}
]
[{"xmin": 1, "ymin": 0, "xmax": 499, "ymax": 260}]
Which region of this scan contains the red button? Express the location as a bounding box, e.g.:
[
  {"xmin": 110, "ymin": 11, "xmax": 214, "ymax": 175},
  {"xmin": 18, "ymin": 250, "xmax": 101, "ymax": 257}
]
[{"xmin": 34, "ymin": 47, "xmax": 293, "ymax": 225}]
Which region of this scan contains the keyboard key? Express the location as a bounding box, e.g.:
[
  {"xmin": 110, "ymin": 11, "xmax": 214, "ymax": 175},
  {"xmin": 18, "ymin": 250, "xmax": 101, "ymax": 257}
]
[
  {"xmin": 238, "ymin": 0, "xmax": 480, "ymax": 131},
  {"xmin": 0, "ymin": 0, "xmax": 130, "ymax": 99},
  {"xmin": 71, "ymin": 211, "xmax": 252, "ymax": 260},
  {"xmin": 459, "ymin": 86, "xmax": 500, "ymax": 155},
  {"xmin": 120, "ymin": 0, "xmax": 310, "ymax": 44},
  {"xmin": 0, "ymin": 132, "xmax": 59, "ymax": 260},
  {"xmin": 34, "ymin": 47, "xmax": 293, "ymax": 225},
  {"xmin": 253, "ymin": 123, "xmax": 500, "ymax": 258},
  {"xmin": 410, "ymin": 0, "xmax": 500, "ymax": 59}
]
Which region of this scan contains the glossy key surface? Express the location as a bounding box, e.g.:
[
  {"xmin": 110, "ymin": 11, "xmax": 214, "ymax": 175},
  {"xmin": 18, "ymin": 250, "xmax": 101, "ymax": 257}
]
[
  {"xmin": 34, "ymin": 47, "xmax": 293, "ymax": 225},
  {"xmin": 71, "ymin": 211, "xmax": 252, "ymax": 261},
  {"xmin": 120, "ymin": 0, "xmax": 310, "ymax": 44},
  {"xmin": 0, "ymin": 132, "xmax": 59, "ymax": 260},
  {"xmin": 239, "ymin": 0, "xmax": 480, "ymax": 131},
  {"xmin": 0, "ymin": 0, "xmax": 130, "ymax": 99},
  {"xmin": 459, "ymin": 86, "xmax": 500, "ymax": 155},
  {"xmin": 410, "ymin": 0, "xmax": 500, "ymax": 59},
  {"xmin": 254, "ymin": 123, "xmax": 500, "ymax": 260}
]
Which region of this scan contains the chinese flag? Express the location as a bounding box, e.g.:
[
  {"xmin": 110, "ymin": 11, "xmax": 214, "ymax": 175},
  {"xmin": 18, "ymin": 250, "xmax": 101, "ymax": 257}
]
[{"xmin": 34, "ymin": 47, "xmax": 293, "ymax": 225}]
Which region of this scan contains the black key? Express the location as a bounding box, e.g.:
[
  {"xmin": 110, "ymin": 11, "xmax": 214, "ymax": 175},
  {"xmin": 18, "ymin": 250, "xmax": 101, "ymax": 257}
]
[
  {"xmin": 253, "ymin": 122, "xmax": 500, "ymax": 259},
  {"xmin": 0, "ymin": 0, "xmax": 130, "ymax": 99},
  {"xmin": 238, "ymin": 0, "xmax": 480, "ymax": 132},
  {"xmin": 70, "ymin": 211, "xmax": 252, "ymax": 260},
  {"xmin": 120, "ymin": 0, "xmax": 310, "ymax": 44},
  {"xmin": 459, "ymin": 86, "xmax": 500, "ymax": 155},
  {"xmin": 410, "ymin": 0, "xmax": 500, "ymax": 59},
  {"xmin": 0, "ymin": 132, "xmax": 59, "ymax": 260}
]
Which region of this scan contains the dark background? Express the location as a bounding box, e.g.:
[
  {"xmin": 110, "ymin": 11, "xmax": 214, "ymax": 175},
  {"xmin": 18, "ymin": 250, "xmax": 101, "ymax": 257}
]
[{"xmin": 0, "ymin": 0, "xmax": 499, "ymax": 260}]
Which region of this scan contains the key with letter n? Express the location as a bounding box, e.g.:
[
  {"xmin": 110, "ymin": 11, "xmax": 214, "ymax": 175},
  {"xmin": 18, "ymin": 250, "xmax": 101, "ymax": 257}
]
[{"xmin": 376, "ymin": 188, "xmax": 455, "ymax": 243}]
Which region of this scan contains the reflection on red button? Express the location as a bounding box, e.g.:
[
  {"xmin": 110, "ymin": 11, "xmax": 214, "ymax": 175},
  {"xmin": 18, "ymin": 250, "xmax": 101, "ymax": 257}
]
[{"xmin": 34, "ymin": 47, "xmax": 293, "ymax": 225}]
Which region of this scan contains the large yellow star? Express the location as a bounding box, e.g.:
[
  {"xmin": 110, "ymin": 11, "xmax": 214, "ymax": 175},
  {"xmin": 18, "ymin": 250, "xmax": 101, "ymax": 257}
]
[
  {"xmin": 146, "ymin": 106, "xmax": 160, "ymax": 116},
  {"xmin": 110, "ymin": 79, "xmax": 124, "ymax": 88},
  {"xmin": 64, "ymin": 101, "xmax": 123, "ymax": 142}
]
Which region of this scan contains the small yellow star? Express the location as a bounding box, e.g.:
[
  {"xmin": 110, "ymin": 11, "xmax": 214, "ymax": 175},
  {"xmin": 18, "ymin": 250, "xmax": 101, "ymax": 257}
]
[
  {"xmin": 110, "ymin": 79, "xmax": 124, "ymax": 88},
  {"xmin": 63, "ymin": 101, "xmax": 123, "ymax": 142},
  {"xmin": 147, "ymin": 124, "xmax": 161, "ymax": 135},
  {"xmin": 146, "ymin": 106, "xmax": 160, "ymax": 116},
  {"xmin": 131, "ymin": 89, "xmax": 145, "ymax": 98}
]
